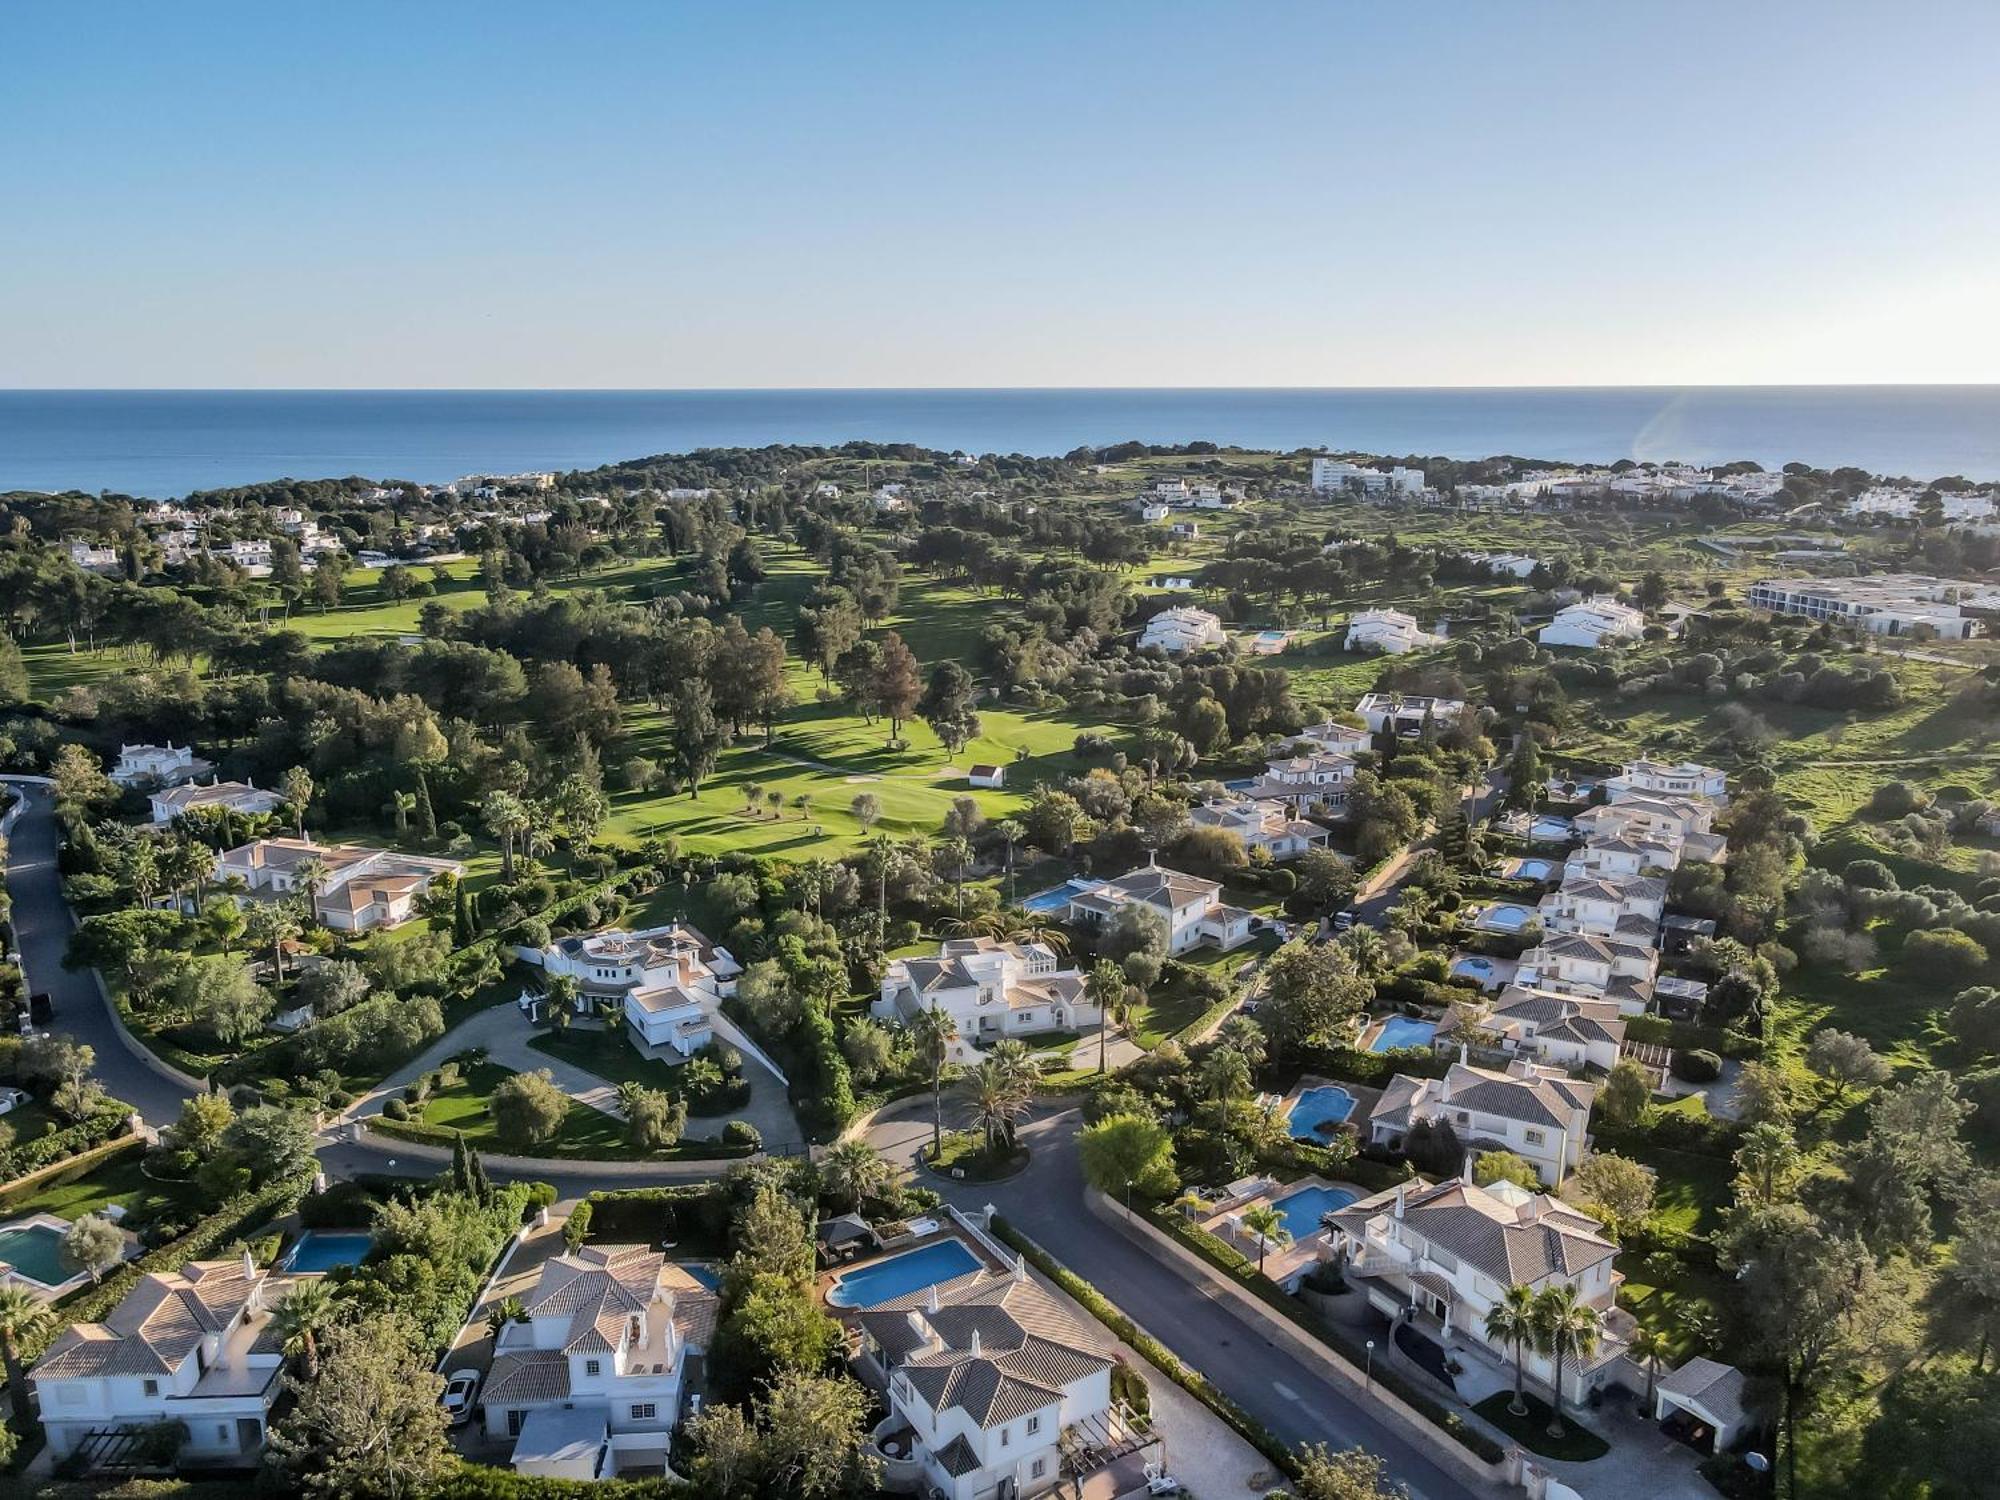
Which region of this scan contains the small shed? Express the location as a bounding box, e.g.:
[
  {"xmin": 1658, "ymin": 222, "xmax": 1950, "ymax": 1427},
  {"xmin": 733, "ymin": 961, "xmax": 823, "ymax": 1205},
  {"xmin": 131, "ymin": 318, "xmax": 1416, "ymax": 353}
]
[
  {"xmin": 1654, "ymin": 1356, "xmax": 1750, "ymax": 1453},
  {"xmin": 967, "ymin": 765, "xmax": 1005, "ymax": 789}
]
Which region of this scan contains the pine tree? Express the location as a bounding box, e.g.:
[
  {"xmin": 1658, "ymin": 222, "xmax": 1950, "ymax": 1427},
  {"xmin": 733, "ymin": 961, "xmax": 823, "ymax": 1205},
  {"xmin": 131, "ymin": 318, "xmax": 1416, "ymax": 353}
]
[
  {"xmin": 467, "ymin": 1145, "xmax": 493, "ymax": 1206},
  {"xmin": 413, "ymin": 768, "xmax": 438, "ymax": 844},
  {"xmin": 451, "ymin": 1133, "xmax": 473, "ymax": 1197}
]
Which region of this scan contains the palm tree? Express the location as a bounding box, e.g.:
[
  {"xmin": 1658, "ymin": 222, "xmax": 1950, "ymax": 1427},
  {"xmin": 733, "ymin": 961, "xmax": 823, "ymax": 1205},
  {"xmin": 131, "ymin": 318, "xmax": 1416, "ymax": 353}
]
[
  {"xmin": 483, "ymin": 790, "xmax": 531, "ymax": 881},
  {"xmin": 966, "ymin": 1058, "xmax": 1028, "ymax": 1154},
  {"xmin": 1217, "ymin": 1014, "xmax": 1267, "ymax": 1070},
  {"xmin": 1173, "ymin": 1189, "xmax": 1207, "ymax": 1222},
  {"xmin": 391, "ymin": 790, "xmax": 417, "ymax": 837},
  {"xmin": 821, "ymin": 1139, "xmax": 892, "ymax": 1210},
  {"xmin": 1483, "ymin": 1283, "xmax": 1538, "ymax": 1417},
  {"xmin": 987, "ymin": 1037, "xmax": 1043, "ymax": 1105},
  {"xmin": 1628, "ymin": 1323, "xmax": 1670, "ymax": 1417},
  {"xmin": 271, "ymin": 1280, "xmax": 335, "ymax": 1381},
  {"xmin": 485, "ymin": 1294, "xmax": 526, "ymax": 1341},
  {"xmin": 996, "ymin": 818, "xmax": 1025, "ymax": 905},
  {"xmin": 1531, "ymin": 1284, "xmax": 1603, "ymax": 1438},
  {"xmin": 543, "ymin": 973, "xmax": 579, "ymax": 1024},
  {"xmin": 294, "ymin": 856, "xmax": 332, "ymax": 910},
  {"xmin": 1198, "ymin": 1046, "xmax": 1252, "ymax": 1103},
  {"xmin": 1089, "ymin": 959, "xmax": 1126, "ymax": 1075},
  {"xmin": 1239, "ymin": 1204, "xmax": 1292, "ymax": 1276},
  {"xmin": 910, "ymin": 1003, "xmax": 959, "ymax": 1156},
  {"xmin": 0, "ymin": 1286, "xmax": 52, "ymax": 1426},
  {"xmin": 615, "ymin": 1080, "xmax": 648, "ymax": 1116}
]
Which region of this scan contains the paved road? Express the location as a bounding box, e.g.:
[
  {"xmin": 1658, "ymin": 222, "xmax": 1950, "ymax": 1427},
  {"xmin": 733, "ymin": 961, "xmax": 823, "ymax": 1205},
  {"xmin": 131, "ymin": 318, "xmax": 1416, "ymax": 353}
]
[
  {"xmin": 869, "ymin": 1103, "xmax": 1491, "ymax": 1500},
  {"xmin": 3, "ymin": 782, "xmax": 196, "ymax": 1124}
]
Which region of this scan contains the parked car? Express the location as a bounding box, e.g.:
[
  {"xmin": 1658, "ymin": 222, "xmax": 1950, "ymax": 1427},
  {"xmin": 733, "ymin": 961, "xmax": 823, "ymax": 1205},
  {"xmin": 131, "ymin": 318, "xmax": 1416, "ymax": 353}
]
[
  {"xmin": 440, "ymin": 1369, "xmax": 481, "ymax": 1427},
  {"xmin": 28, "ymin": 992, "xmax": 53, "ymax": 1025}
]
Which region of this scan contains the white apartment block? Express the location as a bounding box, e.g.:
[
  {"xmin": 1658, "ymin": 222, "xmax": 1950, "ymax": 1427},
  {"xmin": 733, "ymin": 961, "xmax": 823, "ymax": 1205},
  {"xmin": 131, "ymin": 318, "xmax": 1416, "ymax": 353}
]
[
  {"xmin": 1365, "ymin": 1056, "xmax": 1596, "ymax": 1187},
  {"xmin": 1138, "ymin": 605, "xmax": 1226, "ymax": 654},
  {"xmin": 1537, "ymin": 595, "xmax": 1646, "ymax": 650},
  {"xmin": 1189, "ymin": 797, "xmax": 1331, "ymax": 859},
  {"xmin": 1355, "ymin": 692, "xmax": 1467, "ymax": 737},
  {"xmin": 33, "ymin": 1255, "xmax": 283, "ymax": 1464},
  {"xmin": 857, "ymin": 1264, "xmax": 1125, "ymax": 1500},
  {"xmin": 529, "ymin": 925, "xmax": 741, "ymax": 1061},
  {"xmin": 1746, "ymin": 574, "xmax": 1991, "ymax": 639},
  {"xmin": 149, "ymin": 778, "xmax": 285, "ymax": 827},
  {"xmin": 1310, "ymin": 459, "xmax": 1426, "ymax": 498},
  {"xmin": 1326, "ymin": 1174, "xmax": 1630, "ymax": 1405},
  {"xmin": 874, "ymin": 937, "xmax": 1095, "ymax": 1055},
  {"xmin": 1462, "ymin": 551, "xmax": 1541, "ymax": 579},
  {"xmin": 1847, "ymin": 486, "xmax": 1996, "ymax": 523},
  {"xmin": 1066, "ymin": 861, "xmax": 1255, "ymax": 954},
  {"xmin": 1344, "ymin": 608, "xmax": 1440, "ymax": 656},
  {"xmin": 483, "ymin": 1246, "xmax": 717, "ymax": 1478},
  {"xmin": 110, "ymin": 743, "xmax": 212, "ymax": 790}
]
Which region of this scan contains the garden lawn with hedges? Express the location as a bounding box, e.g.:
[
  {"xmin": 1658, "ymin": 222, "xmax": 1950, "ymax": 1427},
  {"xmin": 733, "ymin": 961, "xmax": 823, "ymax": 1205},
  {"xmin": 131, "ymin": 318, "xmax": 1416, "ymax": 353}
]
[{"xmin": 1470, "ymin": 1393, "xmax": 1610, "ymax": 1461}]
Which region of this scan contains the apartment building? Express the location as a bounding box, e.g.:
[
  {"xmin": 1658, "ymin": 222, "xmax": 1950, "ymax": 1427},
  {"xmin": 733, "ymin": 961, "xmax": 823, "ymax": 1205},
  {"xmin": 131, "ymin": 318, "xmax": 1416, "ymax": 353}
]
[
  {"xmin": 1537, "ymin": 596, "xmax": 1647, "ymax": 650},
  {"xmin": 1746, "ymin": 575, "xmax": 1987, "ymax": 639},
  {"xmin": 1138, "ymin": 606, "xmax": 1226, "ymax": 654}
]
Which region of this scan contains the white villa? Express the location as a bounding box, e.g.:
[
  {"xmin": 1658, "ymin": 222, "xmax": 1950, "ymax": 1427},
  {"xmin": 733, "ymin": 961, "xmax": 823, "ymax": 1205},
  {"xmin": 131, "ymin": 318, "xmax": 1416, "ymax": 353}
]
[
  {"xmin": 1563, "ymin": 833, "xmax": 1681, "ymax": 881},
  {"xmin": 1436, "ymin": 990, "xmax": 1628, "ymax": 1075},
  {"xmin": 1572, "ymin": 797, "xmax": 1725, "ymax": 860},
  {"xmin": 32, "ymin": 1255, "xmax": 283, "ymax": 1464},
  {"xmin": 110, "ymin": 743, "xmax": 213, "ymax": 790},
  {"xmin": 1355, "ymin": 692, "xmax": 1468, "ymax": 737},
  {"xmin": 1244, "ymin": 753, "xmax": 1355, "ymax": 816},
  {"xmin": 1536, "ymin": 872, "xmax": 1666, "ymax": 942},
  {"xmin": 1325, "ymin": 1173, "xmax": 1631, "ymax": 1404},
  {"xmin": 1513, "ymin": 932, "xmax": 1662, "ymax": 1015},
  {"xmin": 1537, "ymin": 596, "xmax": 1647, "ymax": 650},
  {"xmin": 149, "ymin": 779, "xmax": 285, "ymax": 827},
  {"xmin": 1066, "ymin": 861, "xmax": 1256, "ymax": 954},
  {"xmin": 483, "ymin": 1246, "xmax": 718, "ymax": 1479},
  {"xmin": 856, "ymin": 1263, "xmax": 1129, "ymax": 1500},
  {"xmin": 1606, "ymin": 759, "xmax": 1729, "ymax": 804},
  {"xmin": 1292, "ymin": 719, "xmax": 1373, "ymax": 757},
  {"xmin": 216, "ymin": 838, "xmax": 463, "ymax": 933},
  {"xmin": 1344, "ymin": 608, "xmax": 1440, "ymax": 655},
  {"xmin": 529, "ymin": 925, "xmax": 741, "ymax": 1061},
  {"xmin": 1189, "ymin": 797, "xmax": 1330, "ymax": 860},
  {"xmin": 1138, "ymin": 606, "xmax": 1226, "ymax": 654},
  {"xmin": 875, "ymin": 938, "xmax": 1095, "ymax": 1055},
  {"xmin": 1366, "ymin": 1056, "xmax": 1596, "ymax": 1186}
]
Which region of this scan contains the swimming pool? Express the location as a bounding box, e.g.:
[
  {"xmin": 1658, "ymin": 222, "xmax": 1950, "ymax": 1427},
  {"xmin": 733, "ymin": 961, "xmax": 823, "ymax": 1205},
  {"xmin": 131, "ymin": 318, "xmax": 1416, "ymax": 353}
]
[
  {"xmin": 1269, "ymin": 1184, "xmax": 1357, "ymax": 1241},
  {"xmin": 1255, "ymin": 631, "xmax": 1289, "ymax": 645},
  {"xmin": 1529, "ymin": 816, "xmax": 1574, "ymax": 842},
  {"xmin": 1021, "ymin": 878, "xmax": 1097, "ymax": 915},
  {"xmin": 1452, "ymin": 956, "xmax": 1494, "ymax": 980},
  {"xmin": 827, "ymin": 1239, "xmax": 983, "ymax": 1308},
  {"xmin": 0, "ymin": 1223, "xmax": 72, "ymax": 1288},
  {"xmin": 1285, "ymin": 1085, "xmax": 1356, "ymax": 1139},
  {"xmin": 1511, "ymin": 858, "xmax": 1555, "ymax": 880},
  {"xmin": 1479, "ymin": 903, "xmax": 1533, "ymax": 932},
  {"xmin": 1371, "ymin": 1016, "xmax": 1438, "ymax": 1052},
  {"xmin": 281, "ymin": 1231, "xmax": 375, "ymax": 1274},
  {"xmin": 679, "ymin": 1262, "xmax": 721, "ymax": 1290}
]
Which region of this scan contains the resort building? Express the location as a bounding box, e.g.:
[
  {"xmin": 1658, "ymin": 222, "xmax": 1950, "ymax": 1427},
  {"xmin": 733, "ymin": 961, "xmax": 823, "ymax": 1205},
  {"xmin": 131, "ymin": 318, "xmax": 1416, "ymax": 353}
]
[
  {"xmin": 1325, "ymin": 1173, "xmax": 1631, "ymax": 1404},
  {"xmin": 1365, "ymin": 1057, "xmax": 1597, "ymax": 1187},
  {"xmin": 1189, "ymin": 797, "xmax": 1331, "ymax": 860},
  {"xmin": 1137, "ymin": 606, "xmax": 1226, "ymax": 654},
  {"xmin": 1605, "ymin": 759, "xmax": 1729, "ymax": 805},
  {"xmin": 1536, "ymin": 596, "xmax": 1647, "ymax": 650},
  {"xmin": 527, "ymin": 925, "xmax": 741, "ymax": 1062},
  {"xmin": 856, "ymin": 1263, "xmax": 1132, "ymax": 1500},
  {"xmin": 32, "ymin": 1255, "xmax": 284, "ymax": 1464},
  {"xmin": 874, "ymin": 937, "xmax": 1095, "ymax": 1054},
  {"xmin": 1355, "ymin": 692, "xmax": 1468, "ymax": 737},
  {"xmin": 1746, "ymin": 574, "xmax": 1992, "ymax": 639},
  {"xmin": 1344, "ymin": 608, "xmax": 1440, "ymax": 656},
  {"xmin": 1065, "ymin": 860, "xmax": 1256, "ymax": 954},
  {"xmin": 110, "ymin": 743, "xmax": 213, "ymax": 790},
  {"xmin": 482, "ymin": 1246, "xmax": 718, "ymax": 1479},
  {"xmin": 148, "ymin": 778, "xmax": 285, "ymax": 827},
  {"xmin": 1310, "ymin": 459, "xmax": 1426, "ymax": 498},
  {"xmin": 216, "ymin": 838, "xmax": 464, "ymax": 933}
]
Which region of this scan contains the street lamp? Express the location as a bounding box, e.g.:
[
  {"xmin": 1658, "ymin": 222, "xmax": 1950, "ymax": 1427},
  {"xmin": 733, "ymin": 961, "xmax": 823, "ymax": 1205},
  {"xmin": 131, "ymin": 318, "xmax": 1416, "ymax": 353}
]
[{"xmin": 1365, "ymin": 1340, "xmax": 1375, "ymax": 1393}]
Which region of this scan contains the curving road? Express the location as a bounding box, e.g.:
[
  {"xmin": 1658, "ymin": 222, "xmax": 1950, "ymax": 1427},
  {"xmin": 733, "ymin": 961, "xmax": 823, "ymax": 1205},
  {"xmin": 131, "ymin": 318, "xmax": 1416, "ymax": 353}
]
[{"xmin": 3, "ymin": 781, "xmax": 196, "ymax": 1124}]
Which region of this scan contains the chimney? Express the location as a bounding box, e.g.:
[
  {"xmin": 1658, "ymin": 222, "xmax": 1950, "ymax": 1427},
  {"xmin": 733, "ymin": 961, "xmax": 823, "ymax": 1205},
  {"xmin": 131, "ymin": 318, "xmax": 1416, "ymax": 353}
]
[
  {"xmin": 1458, "ymin": 1042, "xmax": 1469, "ymax": 1066},
  {"xmin": 1394, "ymin": 1182, "xmax": 1406, "ymax": 1219},
  {"xmin": 927, "ymin": 1284, "xmax": 941, "ymax": 1313},
  {"xmin": 1461, "ymin": 1149, "xmax": 1476, "ymax": 1186},
  {"xmin": 1014, "ymin": 1254, "xmax": 1029, "ymax": 1284},
  {"xmin": 969, "ymin": 1329, "xmax": 983, "ymax": 1358}
]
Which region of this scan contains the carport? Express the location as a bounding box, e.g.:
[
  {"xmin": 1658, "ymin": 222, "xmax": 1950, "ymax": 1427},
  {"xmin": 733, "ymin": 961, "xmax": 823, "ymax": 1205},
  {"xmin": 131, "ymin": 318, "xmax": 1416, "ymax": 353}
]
[{"xmin": 1653, "ymin": 1356, "xmax": 1749, "ymax": 1454}]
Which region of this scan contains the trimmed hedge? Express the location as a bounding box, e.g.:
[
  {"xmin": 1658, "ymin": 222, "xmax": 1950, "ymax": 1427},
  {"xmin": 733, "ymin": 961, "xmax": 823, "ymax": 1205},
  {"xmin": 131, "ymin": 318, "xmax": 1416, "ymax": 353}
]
[
  {"xmin": 0, "ymin": 1102, "xmax": 134, "ymax": 1182},
  {"xmin": 1142, "ymin": 1206, "xmax": 1506, "ymax": 1465},
  {"xmin": 362, "ymin": 1116, "xmax": 752, "ymax": 1163}
]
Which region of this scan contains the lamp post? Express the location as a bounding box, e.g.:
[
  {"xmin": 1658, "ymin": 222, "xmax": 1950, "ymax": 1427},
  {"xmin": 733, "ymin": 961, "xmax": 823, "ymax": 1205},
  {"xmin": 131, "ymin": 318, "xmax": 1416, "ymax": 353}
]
[{"xmin": 1365, "ymin": 1339, "xmax": 1375, "ymax": 1393}]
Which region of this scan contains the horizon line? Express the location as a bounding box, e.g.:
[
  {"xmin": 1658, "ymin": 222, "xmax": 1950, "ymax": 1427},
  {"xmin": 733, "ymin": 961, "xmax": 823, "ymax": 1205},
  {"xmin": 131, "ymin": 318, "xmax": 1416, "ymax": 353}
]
[{"xmin": 4, "ymin": 382, "xmax": 2000, "ymax": 395}]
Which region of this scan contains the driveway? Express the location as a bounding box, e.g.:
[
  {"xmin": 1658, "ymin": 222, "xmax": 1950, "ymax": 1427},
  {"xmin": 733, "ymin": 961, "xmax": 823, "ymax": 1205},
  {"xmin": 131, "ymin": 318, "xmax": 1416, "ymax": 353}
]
[
  {"xmin": 2, "ymin": 781, "xmax": 196, "ymax": 1125},
  {"xmin": 864, "ymin": 1100, "xmax": 1498, "ymax": 1500}
]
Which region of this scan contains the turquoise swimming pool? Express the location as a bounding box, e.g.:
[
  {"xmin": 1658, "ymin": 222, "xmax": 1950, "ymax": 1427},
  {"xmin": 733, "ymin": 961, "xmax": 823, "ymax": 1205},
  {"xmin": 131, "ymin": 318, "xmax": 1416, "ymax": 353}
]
[
  {"xmin": 1021, "ymin": 879, "xmax": 1097, "ymax": 915},
  {"xmin": 1285, "ymin": 1085, "xmax": 1356, "ymax": 1139},
  {"xmin": 0, "ymin": 1223, "xmax": 72, "ymax": 1287},
  {"xmin": 1269, "ymin": 1184, "xmax": 1357, "ymax": 1240},
  {"xmin": 827, "ymin": 1240, "xmax": 982, "ymax": 1308},
  {"xmin": 1371, "ymin": 1016, "xmax": 1438, "ymax": 1052},
  {"xmin": 281, "ymin": 1231, "xmax": 375, "ymax": 1274}
]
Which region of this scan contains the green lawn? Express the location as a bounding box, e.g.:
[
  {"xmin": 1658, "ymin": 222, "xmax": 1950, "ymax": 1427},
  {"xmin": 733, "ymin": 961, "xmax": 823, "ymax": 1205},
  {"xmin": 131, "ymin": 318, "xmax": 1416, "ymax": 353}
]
[
  {"xmin": 0, "ymin": 1100, "xmax": 57, "ymax": 1147},
  {"xmin": 1616, "ymin": 1249, "xmax": 1730, "ymax": 1365},
  {"xmin": 526, "ymin": 1028, "xmax": 686, "ymax": 1094},
  {"xmin": 418, "ymin": 1061, "xmax": 634, "ymax": 1158},
  {"xmin": 1, "ymin": 1147, "xmax": 199, "ymax": 1228}
]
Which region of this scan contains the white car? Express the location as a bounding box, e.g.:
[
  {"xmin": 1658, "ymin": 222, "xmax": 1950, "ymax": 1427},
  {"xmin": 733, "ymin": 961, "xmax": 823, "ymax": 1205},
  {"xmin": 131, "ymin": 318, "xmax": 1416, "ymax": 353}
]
[{"xmin": 440, "ymin": 1368, "xmax": 481, "ymax": 1427}]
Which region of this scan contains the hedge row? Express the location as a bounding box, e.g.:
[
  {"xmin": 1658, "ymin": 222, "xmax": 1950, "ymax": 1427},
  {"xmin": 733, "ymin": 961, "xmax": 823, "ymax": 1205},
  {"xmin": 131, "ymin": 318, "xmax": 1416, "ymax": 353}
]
[
  {"xmin": 1143, "ymin": 1206, "xmax": 1507, "ymax": 1465},
  {"xmin": 363, "ymin": 1117, "xmax": 752, "ymax": 1163},
  {"xmin": 0, "ymin": 1102, "xmax": 134, "ymax": 1183},
  {"xmin": 0, "ymin": 1133, "xmax": 144, "ymax": 1216},
  {"xmin": 989, "ymin": 1214, "xmax": 1300, "ymax": 1480},
  {"xmin": 21, "ymin": 1171, "xmax": 313, "ymax": 1364}
]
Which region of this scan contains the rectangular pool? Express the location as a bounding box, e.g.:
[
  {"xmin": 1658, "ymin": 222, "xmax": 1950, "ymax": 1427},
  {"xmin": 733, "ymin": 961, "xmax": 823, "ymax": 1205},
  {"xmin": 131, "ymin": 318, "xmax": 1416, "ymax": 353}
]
[
  {"xmin": 281, "ymin": 1231, "xmax": 375, "ymax": 1274},
  {"xmin": 1269, "ymin": 1184, "xmax": 1358, "ymax": 1241},
  {"xmin": 1021, "ymin": 878, "xmax": 1097, "ymax": 915},
  {"xmin": 827, "ymin": 1239, "xmax": 983, "ymax": 1308},
  {"xmin": 0, "ymin": 1223, "xmax": 71, "ymax": 1288},
  {"xmin": 1371, "ymin": 1016, "xmax": 1438, "ymax": 1052}
]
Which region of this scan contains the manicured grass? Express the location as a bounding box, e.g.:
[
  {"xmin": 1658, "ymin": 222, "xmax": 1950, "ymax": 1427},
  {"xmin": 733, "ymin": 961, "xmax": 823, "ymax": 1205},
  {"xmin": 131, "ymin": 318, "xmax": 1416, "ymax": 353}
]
[
  {"xmin": 1616, "ymin": 1249, "xmax": 1730, "ymax": 1365},
  {"xmin": 1471, "ymin": 1393, "xmax": 1610, "ymax": 1461},
  {"xmin": 526, "ymin": 1027, "xmax": 686, "ymax": 1094},
  {"xmin": 2, "ymin": 1149, "xmax": 198, "ymax": 1227},
  {"xmin": 925, "ymin": 1129, "xmax": 1028, "ymax": 1181},
  {"xmin": 418, "ymin": 1061, "xmax": 634, "ymax": 1159},
  {"xmin": 0, "ymin": 1100, "xmax": 57, "ymax": 1146}
]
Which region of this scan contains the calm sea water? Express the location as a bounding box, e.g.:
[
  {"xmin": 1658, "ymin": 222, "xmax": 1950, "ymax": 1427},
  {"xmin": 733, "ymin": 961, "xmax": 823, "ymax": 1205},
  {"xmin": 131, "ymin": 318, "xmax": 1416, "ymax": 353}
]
[{"xmin": 3, "ymin": 387, "xmax": 1999, "ymax": 498}]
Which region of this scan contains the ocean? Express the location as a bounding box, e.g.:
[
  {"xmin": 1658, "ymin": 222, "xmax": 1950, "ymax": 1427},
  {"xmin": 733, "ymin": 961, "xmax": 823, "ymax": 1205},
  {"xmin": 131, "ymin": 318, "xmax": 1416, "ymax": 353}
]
[{"xmin": 3, "ymin": 387, "xmax": 1999, "ymax": 498}]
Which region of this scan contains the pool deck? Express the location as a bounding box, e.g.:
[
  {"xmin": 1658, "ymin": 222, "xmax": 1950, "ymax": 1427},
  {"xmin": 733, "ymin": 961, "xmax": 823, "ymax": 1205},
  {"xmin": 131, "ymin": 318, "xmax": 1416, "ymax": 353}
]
[
  {"xmin": 0, "ymin": 1212, "xmax": 122, "ymax": 1300},
  {"xmin": 1277, "ymin": 1076, "xmax": 1381, "ymax": 1142},
  {"xmin": 1446, "ymin": 952, "xmax": 1518, "ymax": 992},
  {"xmin": 1198, "ymin": 1175, "xmax": 1369, "ymax": 1286},
  {"xmin": 816, "ymin": 1225, "xmax": 999, "ymax": 1316}
]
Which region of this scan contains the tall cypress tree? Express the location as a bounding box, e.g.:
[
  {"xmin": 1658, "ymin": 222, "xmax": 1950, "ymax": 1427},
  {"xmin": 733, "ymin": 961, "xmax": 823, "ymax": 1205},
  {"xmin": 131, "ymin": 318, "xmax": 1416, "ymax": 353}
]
[
  {"xmin": 450, "ymin": 1132, "xmax": 473, "ymax": 1197},
  {"xmin": 413, "ymin": 767, "xmax": 438, "ymax": 844}
]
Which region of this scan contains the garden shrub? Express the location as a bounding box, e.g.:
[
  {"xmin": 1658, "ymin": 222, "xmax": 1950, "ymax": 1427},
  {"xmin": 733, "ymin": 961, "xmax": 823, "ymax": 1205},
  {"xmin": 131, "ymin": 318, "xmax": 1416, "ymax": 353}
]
[{"xmin": 1672, "ymin": 1049, "xmax": 1723, "ymax": 1083}]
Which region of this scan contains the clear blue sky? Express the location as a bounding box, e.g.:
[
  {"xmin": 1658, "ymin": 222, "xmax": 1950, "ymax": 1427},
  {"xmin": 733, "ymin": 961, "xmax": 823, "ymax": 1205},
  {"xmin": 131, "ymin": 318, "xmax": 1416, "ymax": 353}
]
[{"xmin": 4, "ymin": 1, "xmax": 1997, "ymax": 388}]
